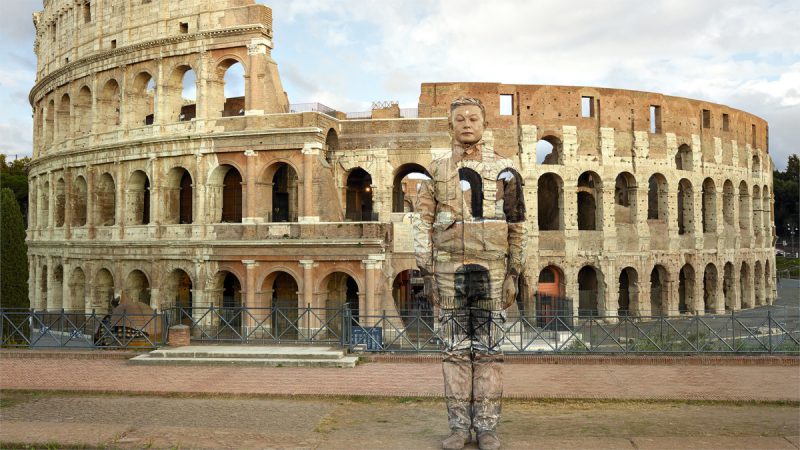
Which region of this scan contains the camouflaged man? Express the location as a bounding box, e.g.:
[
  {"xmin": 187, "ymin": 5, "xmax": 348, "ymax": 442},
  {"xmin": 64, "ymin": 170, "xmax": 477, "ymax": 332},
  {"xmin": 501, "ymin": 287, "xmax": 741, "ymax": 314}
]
[{"xmin": 413, "ymin": 97, "xmax": 528, "ymax": 450}]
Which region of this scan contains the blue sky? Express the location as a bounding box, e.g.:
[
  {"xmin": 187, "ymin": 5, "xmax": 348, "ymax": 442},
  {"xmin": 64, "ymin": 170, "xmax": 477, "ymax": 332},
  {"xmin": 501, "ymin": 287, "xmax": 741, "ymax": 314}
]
[{"xmin": 1, "ymin": 0, "xmax": 798, "ymax": 169}]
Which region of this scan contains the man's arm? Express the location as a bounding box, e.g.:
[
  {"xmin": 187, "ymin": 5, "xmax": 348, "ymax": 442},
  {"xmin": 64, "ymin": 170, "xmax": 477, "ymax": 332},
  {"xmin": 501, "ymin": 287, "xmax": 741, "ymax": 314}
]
[{"xmin": 412, "ymin": 176, "xmax": 436, "ymax": 276}]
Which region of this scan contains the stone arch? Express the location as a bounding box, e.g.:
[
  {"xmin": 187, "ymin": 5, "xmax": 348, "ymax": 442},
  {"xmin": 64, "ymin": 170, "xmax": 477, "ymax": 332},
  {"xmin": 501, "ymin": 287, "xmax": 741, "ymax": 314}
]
[
  {"xmin": 97, "ymin": 79, "xmax": 120, "ymax": 132},
  {"xmin": 614, "ymin": 172, "xmax": 637, "ymax": 225},
  {"xmin": 647, "ymin": 173, "xmax": 668, "ymax": 220},
  {"xmin": 71, "ymin": 175, "xmax": 88, "ymax": 226},
  {"xmin": 738, "ymin": 181, "xmax": 750, "ymax": 234},
  {"xmin": 392, "ymin": 163, "xmax": 430, "ymax": 213},
  {"xmin": 346, "ymin": 167, "xmax": 374, "ymax": 221},
  {"xmin": 537, "ymin": 173, "xmax": 563, "ymax": 230},
  {"xmin": 723, "ymin": 262, "xmax": 735, "ymax": 311},
  {"xmin": 678, "ymin": 263, "xmax": 695, "ymax": 314},
  {"xmin": 536, "ymin": 135, "xmax": 563, "ymax": 165},
  {"xmin": 325, "ymin": 128, "xmax": 338, "ymax": 164},
  {"xmin": 722, "ymin": 180, "xmax": 735, "ymax": 228},
  {"xmin": 67, "ymin": 267, "xmax": 86, "ymax": 312},
  {"xmin": 125, "ymin": 170, "xmax": 151, "ymax": 225},
  {"xmin": 123, "ymin": 269, "xmax": 151, "ymax": 306},
  {"xmin": 165, "ymin": 64, "xmax": 197, "ymax": 122},
  {"xmin": 208, "ymin": 164, "xmax": 243, "ymax": 223},
  {"xmin": 762, "ymin": 186, "xmax": 770, "ymax": 237},
  {"xmin": 459, "ymin": 167, "xmax": 483, "ymax": 218},
  {"xmin": 260, "ymin": 270, "xmax": 299, "ymax": 339},
  {"xmin": 577, "ymin": 171, "xmax": 602, "ymax": 231},
  {"xmin": 677, "ymin": 178, "xmax": 694, "ymax": 235},
  {"xmin": 54, "ymin": 177, "xmax": 65, "ymax": 227},
  {"xmin": 754, "ymin": 260, "xmax": 764, "ymax": 306},
  {"xmin": 57, "ymin": 93, "xmax": 71, "ymax": 141},
  {"xmin": 44, "ymin": 98, "xmax": 54, "ymax": 146},
  {"xmin": 391, "ymin": 269, "xmax": 427, "ymax": 314},
  {"xmin": 703, "ymin": 263, "xmax": 718, "ymax": 314},
  {"xmin": 675, "ymin": 144, "xmax": 692, "ymax": 171},
  {"xmin": 752, "ymin": 185, "xmax": 762, "ymax": 237},
  {"xmin": 163, "ymin": 268, "xmax": 193, "ymax": 311},
  {"xmin": 752, "ymin": 154, "xmax": 761, "ymax": 176},
  {"xmin": 75, "ymin": 85, "xmax": 92, "ymax": 135},
  {"xmin": 128, "ymin": 71, "xmax": 156, "ymax": 127},
  {"xmin": 740, "ymin": 261, "xmax": 753, "ymax": 308},
  {"xmin": 95, "ymin": 172, "xmax": 116, "ymax": 226},
  {"xmin": 764, "ymin": 259, "xmax": 772, "ymax": 304},
  {"xmin": 324, "ymin": 271, "xmax": 362, "ymax": 333},
  {"xmin": 50, "ymin": 264, "xmax": 64, "ymax": 311},
  {"xmin": 618, "ymin": 267, "xmax": 638, "ymax": 316},
  {"xmin": 577, "ymin": 265, "xmax": 604, "ymax": 317},
  {"xmin": 93, "ymin": 268, "xmax": 115, "ymax": 312},
  {"xmin": 212, "ymin": 57, "xmax": 247, "ymax": 118},
  {"xmin": 39, "ymin": 264, "xmax": 48, "ymax": 311},
  {"xmin": 649, "ymin": 265, "xmax": 669, "ymax": 316},
  {"xmin": 537, "ymin": 265, "xmax": 566, "ymax": 298},
  {"xmin": 701, "ymin": 178, "xmax": 717, "ymax": 233},
  {"xmin": 263, "ymin": 161, "xmax": 299, "ymax": 222},
  {"xmin": 164, "ymin": 166, "xmax": 193, "ymax": 224},
  {"xmin": 39, "ymin": 179, "xmax": 49, "ymax": 228}
]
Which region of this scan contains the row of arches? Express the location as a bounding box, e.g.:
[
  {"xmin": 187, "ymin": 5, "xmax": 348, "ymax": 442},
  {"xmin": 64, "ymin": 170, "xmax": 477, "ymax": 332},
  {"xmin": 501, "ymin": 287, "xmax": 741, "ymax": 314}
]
[
  {"xmin": 36, "ymin": 59, "xmax": 246, "ymax": 152},
  {"xmin": 537, "ymin": 171, "xmax": 772, "ymax": 236}
]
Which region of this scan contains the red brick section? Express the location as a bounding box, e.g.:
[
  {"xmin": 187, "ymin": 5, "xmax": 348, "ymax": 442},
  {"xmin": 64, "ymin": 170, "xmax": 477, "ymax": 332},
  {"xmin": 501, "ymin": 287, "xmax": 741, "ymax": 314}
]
[
  {"xmin": 1, "ymin": 352, "xmax": 798, "ymax": 402},
  {"xmin": 167, "ymin": 325, "xmax": 190, "ymax": 347}
]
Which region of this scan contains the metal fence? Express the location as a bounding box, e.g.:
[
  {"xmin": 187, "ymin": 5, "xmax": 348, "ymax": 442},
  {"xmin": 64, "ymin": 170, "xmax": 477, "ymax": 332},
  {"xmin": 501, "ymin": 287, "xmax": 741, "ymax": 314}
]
[{"xmin": 3, "ymin": 305, "xmax": 798, "ymax": 354}]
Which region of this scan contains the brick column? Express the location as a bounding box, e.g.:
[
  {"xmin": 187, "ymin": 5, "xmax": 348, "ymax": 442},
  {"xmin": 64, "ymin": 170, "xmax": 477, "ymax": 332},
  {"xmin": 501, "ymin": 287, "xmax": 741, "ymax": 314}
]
[
  {"xmin": 243, "ymin": 260, "xmax": 258, "ymax": 333},
  {"xmin": 244, "ymin": 150, "xmax": 258, "ymax": 223},
  {"xmin": 300, "ymin": 142, "xmax": 321, "ymax": 222},
  {"xmin": 299, "ymin": 260, "xmax": 319, "ymax": 331},
  {"xmin": 362, "ymin": 258, "xmax": 382, "ymax": 326}
]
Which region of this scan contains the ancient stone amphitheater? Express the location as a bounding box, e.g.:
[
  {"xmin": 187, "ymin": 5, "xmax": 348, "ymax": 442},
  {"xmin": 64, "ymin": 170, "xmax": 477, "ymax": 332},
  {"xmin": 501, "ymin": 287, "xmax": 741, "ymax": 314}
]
[{"xmin": 27, "ymin": 0, "xmax": 775, "ymax": 328}]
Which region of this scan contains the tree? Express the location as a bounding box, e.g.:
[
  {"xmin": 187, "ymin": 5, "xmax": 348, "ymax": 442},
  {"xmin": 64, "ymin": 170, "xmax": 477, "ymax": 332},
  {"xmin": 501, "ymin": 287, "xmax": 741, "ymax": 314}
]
[
  {"xmin": 0, "ymin": 188, "xmax": 29, "ymax": 309},
  {"xmin": 0, "ymin": 155, "xmax": 31, "ymax": 227},
  {"xmin": 774, "ymin": 154, "xmax": 800, "ymax": 240}
]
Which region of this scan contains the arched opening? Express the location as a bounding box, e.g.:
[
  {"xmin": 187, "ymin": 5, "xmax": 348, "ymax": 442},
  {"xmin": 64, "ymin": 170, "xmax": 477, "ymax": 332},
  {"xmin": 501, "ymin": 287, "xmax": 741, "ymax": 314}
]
[
  {"xmin": 764, "ymin": 260, "xmax": 772, "ymax": 304},
  {"xmin": 71, "ymin": 175, "xmax": 88, "ymax": 226},
  {"xmin": 702, "ymin": 178, "xmax": 717, "ymax": 233},
  {"xmin": 325, "ymin": 272, "xmax": 361, "ymax": 336},
  {"xmin": 270, "ymin": 163, "xmax": 298, "ymax": 222},
  {"xmin": 752, "ymin": 185, "xmax": 762, "ymax": 238},
  {"xmin": 577, "ymin": 171, "xmax": 602, "ymax": 230},
  {"xmin": 752, "ymin": 154, "xmax": 761, "ymax": 176},
  {"xmin": 537, "ymin": 173, "xmax": 563, "ymax": 230},
  {"xmin": 97, "ymin": 79, "xmax": 120, "ymax": 132},
  {"xmin": 740, "ymin": 262, "xmax": 752, "ymax": 308},
  {"xmin": 54, "ymin": 177, "xmax": 65, "ymax": 227},
  {"xmin": 51, "ymin": 265, "xmax": 64, "ymax": 311},
  {"xmin": 39, "ymin": 180, "xmax": 49, "ymax": 227},
  {"xmin": 208, "ymin": 165, "xmax": 243, "ymax": 223},
  {"xmin": 614, "ymin": 172, "xmax": 637, "ymax": 225},
  {"xmin": 163, "ymin": 167, "xmax": 193, "ymax": 224},
  {"xmin": 164, "ymin": 269, "xmax": 193, "ymax": 313},
  {"xmin": 535, "ymin": 265, "xmax": 566, "ymax": 324},
  {"xmin": 213, "ymin": 59, "xmax": 246, "ymax": 117},
  {"xmin": 677, "ymin": 178, "xmax": 694, "ymax": 235},
  {"xmin": 39, "ymin": 265, "xmax": 48, "ymax": 311},
  {"xmin": 124, "ymin": 270, "xmax": 151, "ymax": 306},
  {"xmin": 762, "ymin": 186, "xmax": 770, "ymax": 237},
  {"xmin": 95, "ymin": 172, "xmax": 116, "ymax": 226},
  {"xmin": 268, "ymin": 272, "xmax": 298, "ymax": 339},
  {"xmin": 754, "ymin": 261, "xmax": 764, "ymax": 306},
  {"xmin": 723, "ymin": 262, "xmax": 735, "ymax": 311},
  {"xmin": 57, "ymin": 93, "xmax": 71, "ymax": 141},
  {"xmin": 93, "ymin": 268, "xmax": 114, "ymax": 313},
  {"xmin": 129, "ymin": 72, "xmax": 156, "ymax": 127},
  {"xmin": 703, "ymin": 263, "xmax": 718, "ymax": 314},
  {"xmin": 577, "ymin": 265, "xmax": 603, "ymax": 317},
  {"xmin": 165, "ymin": 65, "xmax": 197, "ymax": 122},
  {"xmin": 459, "ymin": 167, "xmax": 483, "ymax": 218},
  {"xmin": 75, "ymin": 86, "xmax": 92, "ymax": 135},
  {"xmin": 392, "ymin": 164, "xmax": 430, "ymax": 213},
  {"xmin": 346, "ymin": 168, "xmax": 374, "ymax": 221},
  {"xmin": 214, "ymin": 271, "xmax": 242, "ymax": 332},
  {"xmin": 618, "ymin": 267, "xmax": 638, "ymax": 317},
  {"xmin": 722, "ymin": 180, "xmax": 735, "ymax": 229},
  {"xmin": 647, "ymin": 173, "xmax": 668, "ymax": 221},
  {"xmin": 536, "ymin": 136, "xmax": 563, "ymax": 165},
  {"xmin": 649, "ymin": 265, "xmax": 669, "ymax": 317},
  {"xmin": 67, "ymin": 267, "xmax": 86, "ymax": 312},
  {"xmin": 392, "ymin": 269, "xmax": 430, "ymax": 324},
  {"xmin": 325, "ymin": 128, "xmax": 338, "ymax": 164},
  {"xmin": 678, "ymin": 264, "xmax": 695, "ymax": 314},
  {"xmin": 44, "ymin": 99, "xmax": 54, "ymax": 146},
  {"xmin": 125, "ymin": 170, "xmax": 150, "ymax": 225},
  {"xmin": 675, "ymin": 144, "xmax": 692, "ymax": 171},
  {"xmin": 738, "ymin": 181, "xmax": 750, "ymax": 235}
]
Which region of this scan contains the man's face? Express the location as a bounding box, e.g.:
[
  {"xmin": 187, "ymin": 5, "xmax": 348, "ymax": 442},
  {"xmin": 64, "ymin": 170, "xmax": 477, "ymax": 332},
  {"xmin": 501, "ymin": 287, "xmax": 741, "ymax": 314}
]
[{"xmin": 450, "ymin": 104, "xmax": 485, "ymax": 145}]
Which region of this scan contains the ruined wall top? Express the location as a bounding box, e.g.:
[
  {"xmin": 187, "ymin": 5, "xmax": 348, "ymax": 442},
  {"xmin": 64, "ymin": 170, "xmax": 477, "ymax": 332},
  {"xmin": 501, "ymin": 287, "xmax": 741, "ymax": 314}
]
[{"xmin": 33, "ymin": 0, "xmax": 268, "ymax": 83}]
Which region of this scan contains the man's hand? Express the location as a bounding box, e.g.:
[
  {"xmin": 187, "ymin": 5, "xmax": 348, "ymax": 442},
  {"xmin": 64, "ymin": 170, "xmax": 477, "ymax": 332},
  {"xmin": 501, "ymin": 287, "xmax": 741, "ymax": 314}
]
[
  {"xmin": 423, "ymin": 275, "xmax": 441, "ymax": 307},
  {"xmin": 501, "ymin": 274, "xmax": 517, "ymax": 309}
]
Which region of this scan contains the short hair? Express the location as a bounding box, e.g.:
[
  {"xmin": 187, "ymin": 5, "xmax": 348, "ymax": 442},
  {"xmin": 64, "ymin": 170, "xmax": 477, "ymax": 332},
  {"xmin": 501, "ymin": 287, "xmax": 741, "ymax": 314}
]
[{"xmin": 449, "ymin": 97, "xmax": 485, "ymax": 120}]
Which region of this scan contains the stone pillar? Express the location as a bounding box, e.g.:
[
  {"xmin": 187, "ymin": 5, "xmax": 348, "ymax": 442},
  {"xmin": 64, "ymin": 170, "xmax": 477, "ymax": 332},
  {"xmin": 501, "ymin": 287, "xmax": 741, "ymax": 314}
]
[
  {"xmin": 692, "ymin": 271, "xmax": 704, "ymax": 315},
  {"xmin": 244, "ymin": 150, "xmax": 258, "ymax": 223},
  {"xmin": 47, "ymin": 172, "xmax": 54, "ymax": 239},
  {"xmin": 115, "ymin": 162, "xmax": 125, "ymax": 238},
  {"xmin": 243, "ymin": 260, "xmax": 258, "ymax": 333},
  {"xmin": 86, "ymin": 166, "xmax": 95, "ymax": 239},
  {"xmin": 62, "ymin": 259, "xmax": 72, "ymax": 312},
  {"xmin": 45, "ymin": 256, "xmax": 55, "ymax": 311},
  {"xmin": 28, "ymin": 256, "xmax": 38, "ymax": 311},
  {"xmin": 363, "ymin": 259, "xmax": 379, "ymax": 326},
  {"xmin": 63, "ymin": 168, "xmax": 72, "ymax": 239},
  {"xmin": 245, "ymin": 39, "xmax": 268, "ymax": 115},
  {"xmin": 299, "ymin": 142, "xmax": 322, "ymax": 222},
  {"xmin": 299, "ymin": 260, "xmax": 319, "ymax": 331}
]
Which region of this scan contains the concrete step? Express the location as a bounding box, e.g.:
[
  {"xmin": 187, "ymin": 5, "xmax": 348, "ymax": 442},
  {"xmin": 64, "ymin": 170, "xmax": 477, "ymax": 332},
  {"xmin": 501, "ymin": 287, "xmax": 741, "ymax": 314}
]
[
  {"xmin": 145, "ymin": 345, "xmax": 346, "ymax": 360},
  {"xmin": 129, "ymin": 354, "xmax": 359, "ymax": 368}
]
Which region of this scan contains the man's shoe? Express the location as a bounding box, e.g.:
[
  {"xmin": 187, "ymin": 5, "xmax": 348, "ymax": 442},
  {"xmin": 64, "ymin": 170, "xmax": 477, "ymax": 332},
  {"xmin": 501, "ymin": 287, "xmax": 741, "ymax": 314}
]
[
  {"xmin": 476, "ymin": 431, "xmax": 501, "ymax": 450},
  {"xmin": 441, "ymin": 429, "xmax": 471, "ymax": 450}
]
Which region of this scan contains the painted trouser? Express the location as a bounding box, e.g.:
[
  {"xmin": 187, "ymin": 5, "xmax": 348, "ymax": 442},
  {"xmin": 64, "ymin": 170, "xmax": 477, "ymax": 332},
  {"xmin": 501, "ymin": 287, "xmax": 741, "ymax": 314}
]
[{"xmin": 437, "ymin": 261, "xmax": 506, "ymax": 434}]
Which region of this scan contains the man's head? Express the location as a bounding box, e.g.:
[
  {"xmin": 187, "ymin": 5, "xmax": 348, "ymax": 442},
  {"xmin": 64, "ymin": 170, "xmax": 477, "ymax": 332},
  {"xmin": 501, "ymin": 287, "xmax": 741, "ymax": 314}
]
[{"xmin": 449, "ymin": 97, "xmax": 486, "ymax": 146}]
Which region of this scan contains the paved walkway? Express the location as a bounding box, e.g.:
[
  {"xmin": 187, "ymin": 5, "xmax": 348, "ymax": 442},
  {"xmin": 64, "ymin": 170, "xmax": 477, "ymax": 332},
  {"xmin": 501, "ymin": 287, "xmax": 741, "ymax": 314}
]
[{"xmin": 2, "ymin": 353, "xmax": 798, "ymax": 401}]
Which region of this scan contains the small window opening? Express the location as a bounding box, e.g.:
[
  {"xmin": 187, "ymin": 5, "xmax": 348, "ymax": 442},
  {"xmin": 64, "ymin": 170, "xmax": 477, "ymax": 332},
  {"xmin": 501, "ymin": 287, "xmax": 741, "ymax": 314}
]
[
  {"xmin": 110, "ymin": 39, "xmax": 117, "ymax": 49},
  {"xmin": 581, "ymin": 96, "xmax": 594, "ymax": 118},
  {"xmin": 51, "ymin": 24, "xmax": 56, "ymax": 42},
  {"xmin": 649, "ymin": 105, "xmax": 661, "ymax": 133},
  {"xmin": 83, "ymin": 3, "xmax": 91, "ymax": 23},
  {"xmin": 180, "ymin": 22, "xmax": 189, "ymax": 34},
  {"xmin": 65, "ymin": 57, "xmax": 69, "ymax": 63},
  {"xmin": 143, "ymin": 0, "xmax": 152, "ymax": 4},
  {"xmin": 702, "ymin": 109, "xmax": 711, "ymax": 128},
  {"xmin": 751, "ymin": 124, "xmax": 756, "ymax": 147},
  {"xmin": 499, "ymin": 94, "xmax": 513, "ymax": 116},
  {"xmin": 722, "ymin": 113, "xmax": 729, "ymax": 131}
]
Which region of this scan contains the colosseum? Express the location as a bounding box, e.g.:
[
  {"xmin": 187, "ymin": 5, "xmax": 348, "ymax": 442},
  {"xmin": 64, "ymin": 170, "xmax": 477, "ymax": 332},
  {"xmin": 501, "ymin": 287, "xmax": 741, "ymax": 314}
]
[{"xmin": 27, "ymin": 0, "xmax": 776, "ymax": 338}]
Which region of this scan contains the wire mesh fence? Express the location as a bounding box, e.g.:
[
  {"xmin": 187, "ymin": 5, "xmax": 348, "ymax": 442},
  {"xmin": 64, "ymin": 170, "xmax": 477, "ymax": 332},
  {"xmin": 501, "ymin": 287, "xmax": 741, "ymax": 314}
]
[{"xmin": 3, "ymin": 306, "xmax": 798, "ymax": 354}]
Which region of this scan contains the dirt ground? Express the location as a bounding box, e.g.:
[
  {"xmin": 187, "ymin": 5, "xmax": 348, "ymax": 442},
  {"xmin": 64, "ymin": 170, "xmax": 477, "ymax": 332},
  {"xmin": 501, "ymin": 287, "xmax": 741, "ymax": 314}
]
[{"xmin": 1, "ymin": 392, "xmax": 798, "ymax": 449}]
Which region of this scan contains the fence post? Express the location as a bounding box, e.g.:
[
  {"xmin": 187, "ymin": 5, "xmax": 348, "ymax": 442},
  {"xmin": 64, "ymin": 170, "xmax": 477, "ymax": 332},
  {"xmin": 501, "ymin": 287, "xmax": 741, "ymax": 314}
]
[{"xmin": 768, "ymin": 309, "xmax": 773, "ymax": 354}]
